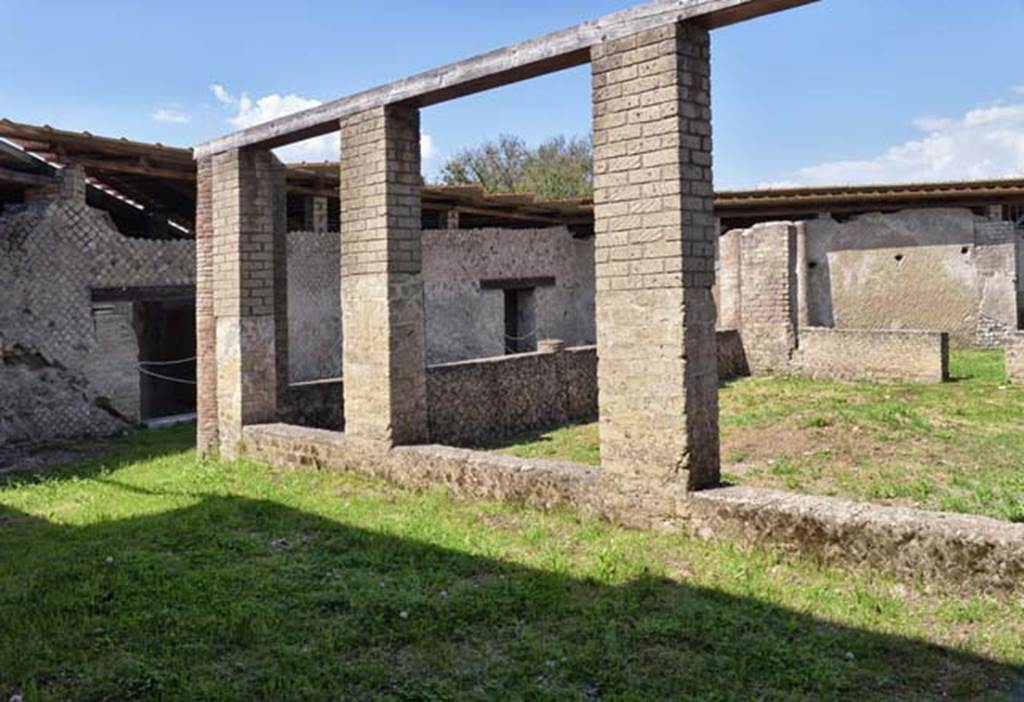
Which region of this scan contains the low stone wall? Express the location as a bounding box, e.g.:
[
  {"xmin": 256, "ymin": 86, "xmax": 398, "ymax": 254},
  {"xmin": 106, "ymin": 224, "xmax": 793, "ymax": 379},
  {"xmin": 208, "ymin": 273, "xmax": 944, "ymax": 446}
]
[
  {"xmin": 242, "ymin": 423, "xmax": 1024, "ymax": 592},
  {"xmin": 1007, "ymin": 334, "xmax": 1024, "ymax": 384},
  {"xmin": 792, "ymin": 328, "xmax": 949, "ymax": 383},
  {"xmin": 426, "ymin": 345, "xmax": 597, "ymax": 446},
  {"xmin": 282, "ymin": 334, "xmax": 745, "ymax": 447}
]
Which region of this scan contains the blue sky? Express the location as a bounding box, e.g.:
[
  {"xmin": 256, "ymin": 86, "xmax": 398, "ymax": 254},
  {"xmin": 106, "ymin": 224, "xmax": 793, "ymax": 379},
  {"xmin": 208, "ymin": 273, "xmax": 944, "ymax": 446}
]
[{"xmin": 2, "ymin": 0, "xmax": 1023, "ymax": 189}]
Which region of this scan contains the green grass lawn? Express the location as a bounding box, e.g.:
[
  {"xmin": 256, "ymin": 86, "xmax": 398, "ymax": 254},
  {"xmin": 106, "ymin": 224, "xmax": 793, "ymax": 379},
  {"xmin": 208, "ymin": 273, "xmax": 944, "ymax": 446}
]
[
  {"xmin": 1, "ymin": 426, "xmax": 1023, "ymax": 700},
  {"xmin": 498, "ymin": 350, "xmax": 1024, "ymax": 522}
]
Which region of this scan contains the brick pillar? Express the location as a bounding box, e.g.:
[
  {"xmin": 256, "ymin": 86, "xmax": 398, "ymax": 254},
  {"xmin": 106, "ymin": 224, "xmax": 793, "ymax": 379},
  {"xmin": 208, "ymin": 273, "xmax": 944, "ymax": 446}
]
[
  {"xmin": 195, "ymin": 156, "xmax": 219, "ymax": 456},
  {"xmin": 591, "ymin": 22, "xmax": 720, "ymax": 490},
  {"xmin": 339, "ymin": 105, "xmax": 428, "ymax": 448},
  {"xmin": 211, "ymin": 147, "xmax": 289, "ymax": 459},
  {"xmin": 303, "ymin": 195, "xmax": 329, "ymax": 233}
]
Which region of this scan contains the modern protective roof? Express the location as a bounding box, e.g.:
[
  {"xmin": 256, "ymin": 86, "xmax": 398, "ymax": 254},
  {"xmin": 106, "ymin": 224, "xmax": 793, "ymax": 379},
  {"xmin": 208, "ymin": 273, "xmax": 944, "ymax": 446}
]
[{"xmin": 3, "ymin": 119, "xmax": 1023, "ymax": 233}]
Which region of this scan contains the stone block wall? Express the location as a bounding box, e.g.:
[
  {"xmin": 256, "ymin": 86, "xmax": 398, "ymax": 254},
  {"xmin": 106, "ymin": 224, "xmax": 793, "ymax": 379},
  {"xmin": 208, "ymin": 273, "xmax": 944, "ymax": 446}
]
[
  {"xmin": 0, "ymin": 167, "xmax": 194, "ymax": 448},
  {"xmin": 426, "ymin": 345, "xmax": 598, "ymax": 446},
  {"xmin": 792, "ymin": 328, "xmax": 949, "ymax": 384},
  {"xmin": 591, "ymin": 21, "xmax": 720, "ymax": 489},
  {"xmin": 273, "ymin": 332, "xmax": 743, "ymax": 448}
]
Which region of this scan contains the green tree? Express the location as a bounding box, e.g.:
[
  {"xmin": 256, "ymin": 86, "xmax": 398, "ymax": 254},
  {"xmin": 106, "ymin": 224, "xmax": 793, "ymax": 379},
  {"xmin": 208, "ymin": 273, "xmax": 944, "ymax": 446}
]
[{"xmin": 438, "ymin": 134, "xmax": 592, "ymax": 199}]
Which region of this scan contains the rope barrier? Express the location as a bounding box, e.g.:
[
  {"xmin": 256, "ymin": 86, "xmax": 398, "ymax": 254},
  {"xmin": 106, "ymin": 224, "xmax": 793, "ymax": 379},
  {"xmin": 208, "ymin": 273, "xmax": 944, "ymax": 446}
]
[
  {"xmin": 137, "ymin": 366, "xmax": 197, "ymax": 386},
  {"xmin": 139, "ymin": 356, "xmax": 197, "ymax": 367},
  {"xmin": 504, "ymin": 329, "xmax": 537, "ymax": 342}
]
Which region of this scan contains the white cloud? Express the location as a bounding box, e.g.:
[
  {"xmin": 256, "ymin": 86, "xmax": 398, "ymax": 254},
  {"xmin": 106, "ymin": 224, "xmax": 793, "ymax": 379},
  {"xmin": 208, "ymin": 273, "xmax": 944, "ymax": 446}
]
[
  {"xmin": 774, "ymin": 90, "xmax": 1024, "ymax": 187},
  {"xmin": 151, "ymin": 108, "xmax": 191, "ymax": 124},
  {"xmin": 211, "ymin": 83, "xmax": 233, "ymax": 105},
  {"xmin": 1013, "ymin": 85, "xmax": 1024, "ymax": 96},
  {"xmin": 421, "ymin": 133, "xmax": 437, "ymax": 162},
  {"xmin": 211, "ymin": 84, "xmax": 437, "ymax": 168}
]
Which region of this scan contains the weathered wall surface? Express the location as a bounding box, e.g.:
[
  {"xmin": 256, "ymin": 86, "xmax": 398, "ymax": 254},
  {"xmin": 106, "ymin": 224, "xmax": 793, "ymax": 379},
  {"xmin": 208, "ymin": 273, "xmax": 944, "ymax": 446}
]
[
  {"xmin": 793, "ymin": 328, "xmax": 949, "ymax": 384},
  {"xmin": 422, "ymin": 227, "xmax": 595, "ymax": 365},
  {"xmin": 426, "ymin": 345, "xmax": 597, "ymax": 446},
  {"xmin": 717, "ymin": 209, "xmax": 1022, "ymax": 360},
  {"xmin": 287, "ymin": 230, "xmax": 342, "ymax": 382},
  {"xmin": 285, "ymin": 226, "xmax": 596, "ymax": 381},
  {"xmin": 804, "ymin": 210, "xmax": 1019, "ymax": 348},
  {"xmin": 0, "ymin": 169, "xmax": 194, "ymax": 447},
  {"xmin": 278, "ymin": 332, "xmax": 745, "ymax": 448},
  {"xmin": 733, "ymin": 223, "xmax": 798, "ymax": 374}
]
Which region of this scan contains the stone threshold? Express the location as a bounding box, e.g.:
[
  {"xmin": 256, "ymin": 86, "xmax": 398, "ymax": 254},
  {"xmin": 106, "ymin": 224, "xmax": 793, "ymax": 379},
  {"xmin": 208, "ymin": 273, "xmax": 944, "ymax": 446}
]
[{"xmin": 242, "ymin": 423, "xmax": 1024, "ymax": 593}]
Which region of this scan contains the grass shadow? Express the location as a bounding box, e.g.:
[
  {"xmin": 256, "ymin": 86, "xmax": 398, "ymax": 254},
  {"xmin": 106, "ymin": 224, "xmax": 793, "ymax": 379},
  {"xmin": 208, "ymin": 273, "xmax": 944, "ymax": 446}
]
[{"xmin": 0, "ymin": 493, "xmax": 1020, "ymax": 700}]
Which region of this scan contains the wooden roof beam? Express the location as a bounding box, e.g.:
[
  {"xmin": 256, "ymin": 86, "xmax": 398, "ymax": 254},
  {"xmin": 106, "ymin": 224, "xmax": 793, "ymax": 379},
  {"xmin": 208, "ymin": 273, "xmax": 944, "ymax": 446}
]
[{"xmin": 194, "ymin": 0, "xmax": 817, "ymax": 158}]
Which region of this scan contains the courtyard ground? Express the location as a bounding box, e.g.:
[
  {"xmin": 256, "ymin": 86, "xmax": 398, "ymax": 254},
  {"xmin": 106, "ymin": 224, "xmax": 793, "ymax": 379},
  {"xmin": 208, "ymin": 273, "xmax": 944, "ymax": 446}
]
[
  {"xmin": 497, "ymin": 350, "xmax": 1024, "ymax": 522},
  {"xmin": 1, "ymin": 425, "xmax": 1023, "ymax": 700}
]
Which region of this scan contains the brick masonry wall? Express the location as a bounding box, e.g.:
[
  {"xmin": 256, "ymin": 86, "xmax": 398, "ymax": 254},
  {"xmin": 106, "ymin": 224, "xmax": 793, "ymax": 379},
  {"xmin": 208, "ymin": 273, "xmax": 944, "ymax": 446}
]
[
  {"xmin": 735, "ymin": 222, "xmax": 798, "ymax": 374},
  {"xmin": 195, "ymin": 156, "xmax": 218, "ymax": 456},
  {"xmin": 591, "ymin": 21, "xmax": 720, "ymax": 489},
  {"xmin": 792, "ymin": 328, "xmax": 949, "ymax": 384},
  {"xmin": 0, "ymin": 167, "xmax": 194, "ymax": 447},
  {"xmin": 211, "ymin": 148, "xmax": 288, "ymax": 458},
  {"xmin": 339, "ymin": 105, "xmax": 428, "ymax": 447}
]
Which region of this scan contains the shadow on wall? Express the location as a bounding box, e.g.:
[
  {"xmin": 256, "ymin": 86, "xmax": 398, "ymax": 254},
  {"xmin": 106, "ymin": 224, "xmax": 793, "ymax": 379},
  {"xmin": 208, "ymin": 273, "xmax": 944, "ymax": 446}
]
[{"xmin": 0, "ymin": 488, "xmax": 1019, "ymax": 699}]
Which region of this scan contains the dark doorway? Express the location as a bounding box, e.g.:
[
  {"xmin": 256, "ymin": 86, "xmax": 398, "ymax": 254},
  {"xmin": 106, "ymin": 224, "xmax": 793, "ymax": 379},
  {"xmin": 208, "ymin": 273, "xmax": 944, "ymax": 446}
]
[
  {"xmin": 135, "ymin": 299, "xmax": 197, "ymax": 420},
  {"xmin": 503, "ymin": 288, "xmax": 537, "ymax": 354}
]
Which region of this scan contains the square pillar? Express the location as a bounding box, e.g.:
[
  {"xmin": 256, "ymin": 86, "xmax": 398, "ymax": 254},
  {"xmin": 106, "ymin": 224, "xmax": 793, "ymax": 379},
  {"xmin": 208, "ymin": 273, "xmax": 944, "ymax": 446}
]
[
  {"xmin": 211, "ymin": 147, "xmax": 289, "ymax": 459},
  {"xmin": 339, "ymin": 105, "xmax": 428, "ymax": 447},
  {"xmin": 591, "ymin": 21, "xmax": 720, "ymax": 490},
  {"xmin": 195, "ymin": 156, "xmax": 219, "ymax": 457}
]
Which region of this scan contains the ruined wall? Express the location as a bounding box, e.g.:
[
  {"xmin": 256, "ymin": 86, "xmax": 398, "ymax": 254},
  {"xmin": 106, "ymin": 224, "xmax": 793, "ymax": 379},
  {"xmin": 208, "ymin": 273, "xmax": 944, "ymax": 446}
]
[
  {"xmin": 426, "ymin": 345, "xmax": 597, "ymax": 446},
  {"xmin": 732, "ymin": 223, "xmax": 798, "ymax": 374},
  {"xmin": 285, "ymin": 226, "xmax": 596, "ymax": 381},
  {"xmin": 422, "ymin": 227, "xmax": 595, "ymax": 365},
  {"xmin": 717, "ymin": 209, "xmax": 1022, "ymax": 356},
  {"xmin": 793, "ymin": 328, "xmax": 949, "ymax": 384},
  {"xmin": 287, "ymin": 230, "xmax": 342, "ymax": 382},
  {"xmin": 277, "ymin": 332, "xmax": 745, "ymax": 448},
  {"xmin": 804, "ymin": 209, "xmax": 1019, "ymax": 348},
  {"xmin": 0, "ymin": 169, "xmax": 194, "ymax": 447}
]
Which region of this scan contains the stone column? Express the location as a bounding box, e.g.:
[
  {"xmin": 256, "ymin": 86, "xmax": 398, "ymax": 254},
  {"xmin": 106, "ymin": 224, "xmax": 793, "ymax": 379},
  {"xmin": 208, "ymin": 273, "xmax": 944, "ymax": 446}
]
[
  {"xmin": 195, "ymin": 156, "xmax": 219, "ymax": 456},
  {"xmin": 591, "ymin": 22, "xmax": 720, "ymax": 490},
  {"xmin": 211, "ymin": 147, "xmax": 289, "ymax": 459},
  {"xmin": 339, "ymin": 105, "xmax": 428, "ymax": 448}
]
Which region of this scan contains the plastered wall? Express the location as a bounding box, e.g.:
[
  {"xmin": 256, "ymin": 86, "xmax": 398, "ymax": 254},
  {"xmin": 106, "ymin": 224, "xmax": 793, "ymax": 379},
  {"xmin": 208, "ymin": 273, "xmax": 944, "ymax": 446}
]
[
  {"xmin": 286, "ymin": 226, "xmax": 596, "ymax": 381},
  {"xmin": 718, "ymin": 209, "xmax": 1022, "ymax": 350}
]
